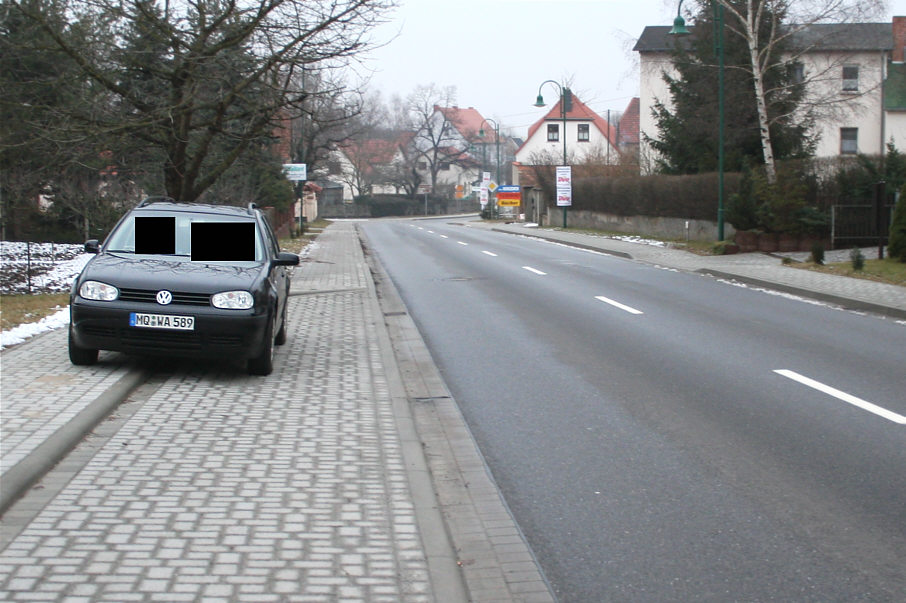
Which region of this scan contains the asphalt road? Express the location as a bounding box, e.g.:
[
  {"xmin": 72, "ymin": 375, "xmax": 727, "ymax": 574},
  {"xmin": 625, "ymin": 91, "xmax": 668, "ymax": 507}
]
[{"xmin": 360, "ymin": 218, "xmax": 906, "ymax": 602}]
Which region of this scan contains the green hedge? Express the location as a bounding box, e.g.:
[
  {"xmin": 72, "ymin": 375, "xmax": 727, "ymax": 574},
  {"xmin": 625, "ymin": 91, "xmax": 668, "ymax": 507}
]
[{"xmin": 529, "ymin": 166, "xmax": 741, "ymax": 221}]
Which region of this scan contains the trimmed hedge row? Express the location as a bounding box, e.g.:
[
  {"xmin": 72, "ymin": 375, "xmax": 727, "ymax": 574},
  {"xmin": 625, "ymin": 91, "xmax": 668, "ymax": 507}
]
[{"xmin": 528, "ymin": 166, "xmax": 742, "ymax": 222}]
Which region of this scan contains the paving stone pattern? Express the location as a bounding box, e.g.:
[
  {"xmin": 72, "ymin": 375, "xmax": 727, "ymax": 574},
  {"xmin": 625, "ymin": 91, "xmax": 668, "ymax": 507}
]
[
  {"xmin": 1, "ymin": 335, "xmax": 139, "ymax": 471},
  {"xmin": 0, "ymin": 224, "xmax": 431, "ymax": 602}
]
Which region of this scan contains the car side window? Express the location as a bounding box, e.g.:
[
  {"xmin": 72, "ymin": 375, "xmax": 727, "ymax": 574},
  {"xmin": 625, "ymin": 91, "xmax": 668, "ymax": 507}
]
[{"xmin": 259, "ymin": 216, "xmax": 280, "ymax": 257}]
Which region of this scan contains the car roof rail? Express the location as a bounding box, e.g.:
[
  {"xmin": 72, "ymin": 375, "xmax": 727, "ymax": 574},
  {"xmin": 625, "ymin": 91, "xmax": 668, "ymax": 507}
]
[{"xmin": 138, "ymin": 196, "xmax": 176, "ymax": 207}]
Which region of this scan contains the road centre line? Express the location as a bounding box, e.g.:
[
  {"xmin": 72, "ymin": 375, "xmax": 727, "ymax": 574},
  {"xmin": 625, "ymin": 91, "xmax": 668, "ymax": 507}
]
[
  {"xmin": 458, "ymin": 241, "xmax": 468, "ymax": 246},
  {"xmin": 774, "ymin": 369, "xmax": 906, "ymax": 424},
  {"xmin": 482, "ymin": 251, "xmax": 498, "ymax": 257},
  {"xmin": 522, "ymin": 266, "xmax": 546, "ymax": 275},
  {"xmin": 595, "ymin": 295, "xmax": 644, "ymax": 315},
  {"xmin": 440, "ymin": 235, "xmax": 449, "ymax": 239}
]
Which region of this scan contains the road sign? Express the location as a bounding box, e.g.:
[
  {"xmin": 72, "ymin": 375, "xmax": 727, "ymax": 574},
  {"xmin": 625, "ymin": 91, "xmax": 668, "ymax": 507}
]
[
  {"xmin": 282, "ymin": 164, "xmax": 307, "ymax": 181},
  {"xmin": 498, "ymin": 185, "xmax": 520, "ymax": 193}
]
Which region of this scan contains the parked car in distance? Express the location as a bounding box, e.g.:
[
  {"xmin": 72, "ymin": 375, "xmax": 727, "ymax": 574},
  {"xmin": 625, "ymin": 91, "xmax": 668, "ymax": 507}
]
[{"xmin": 69, "ymin": 198, "xmax": 300, "ymax": 375}]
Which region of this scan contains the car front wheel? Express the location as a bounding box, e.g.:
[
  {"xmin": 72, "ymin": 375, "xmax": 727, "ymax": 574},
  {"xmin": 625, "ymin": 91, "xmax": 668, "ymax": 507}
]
[
  {"xmin": 247, "ymin": 312, "xmax": 275, "ymax": 376},
  {"xmin": 68, "ymin": 327, "xmax": 98, "ymax": 366},
  {"xmin": 274, "ymin": 302, "xmax": 288, "ymax": 346}
]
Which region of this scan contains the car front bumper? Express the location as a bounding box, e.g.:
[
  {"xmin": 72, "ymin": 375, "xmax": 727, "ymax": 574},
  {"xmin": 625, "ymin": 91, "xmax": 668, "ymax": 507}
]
[{"xmin": 70, "ymin": 300, "xmax": 270, "ymax": 360}]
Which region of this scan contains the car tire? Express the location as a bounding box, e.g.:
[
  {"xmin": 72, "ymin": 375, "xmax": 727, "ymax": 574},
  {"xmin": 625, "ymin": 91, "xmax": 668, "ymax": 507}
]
[
  {"xmin": 274, "ymin": 302, "xmax": 288, "ymax": 346},
  {"xmin": 247, "ymin": 312, "xmax": 275, "ymax": 376},
  {"xmin": 68, "ymin": 327, "xmax": 98, "ymax": 366}
]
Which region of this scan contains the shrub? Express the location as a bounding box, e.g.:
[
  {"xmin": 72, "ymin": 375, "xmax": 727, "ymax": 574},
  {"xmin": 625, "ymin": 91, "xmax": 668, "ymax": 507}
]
[
  {"xmin": 810, "ymin": 242, "xmax": 825, "ymax": 265},
  {"xmin": 889, "ymin": 184, "xmax": 906, "ymax": 262},
  {"xmin": 850, "ymin": 247, "xmax": 865, "ymax": 271}
]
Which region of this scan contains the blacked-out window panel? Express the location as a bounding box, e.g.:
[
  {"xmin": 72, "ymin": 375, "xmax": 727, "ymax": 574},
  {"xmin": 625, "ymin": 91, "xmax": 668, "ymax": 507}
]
[
  {"xmin": 135, "ymin": 216, "xmax": 176, "ymax": 254},
  {"xmin": 190, "ymin": 222, "xmax": 256, "ymax": 261}
]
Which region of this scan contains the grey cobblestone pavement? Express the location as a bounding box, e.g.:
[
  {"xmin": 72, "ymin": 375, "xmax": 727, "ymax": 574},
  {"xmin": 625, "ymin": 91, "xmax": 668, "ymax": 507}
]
[
  {"xmin": 0, "ymin": 220, "xmax": 555, "ymax": 602},
  {"xmin": 465, "ymin": 221, "xmax": 906, "ymax": 319},
  {"xmin": 0, "ymin": 223, "xmax": 461, "ymax": 602}
]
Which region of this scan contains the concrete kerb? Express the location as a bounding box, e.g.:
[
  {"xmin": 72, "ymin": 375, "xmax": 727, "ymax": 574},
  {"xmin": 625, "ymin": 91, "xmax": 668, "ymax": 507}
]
[
  {"xmin": 465, "ymin": 222, "xmax": 906, "ymax": 321},
  {"xmin": 358, "ymin": 225, "xmax": 557, "ymax": 603},
  {"xmin": 696, "ymin": 268, "xmax": 906, "ymax": 320},
  {"xmin": 0, "ymin": 367, "xmax": 148, "ymax": 516},
  {"xmin": 355, "ymin": 228, "xmax": 471, "ymax": 603},
  {"xmin": 490, "ymin": 227, "xmax": 633, "ymax": 259}
]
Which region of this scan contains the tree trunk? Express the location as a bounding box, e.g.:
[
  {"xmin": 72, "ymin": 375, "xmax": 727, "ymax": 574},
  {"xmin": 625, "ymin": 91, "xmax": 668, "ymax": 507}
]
[{"xmin": 749, "ymin": 46, "xmax": 777, "ymax": 184}]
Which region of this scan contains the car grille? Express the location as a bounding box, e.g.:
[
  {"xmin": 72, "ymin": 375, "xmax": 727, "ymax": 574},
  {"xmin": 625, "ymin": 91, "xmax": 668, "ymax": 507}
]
[
  {"xmin": 121, "ymin": 329, "xmax": 202, "ymax": 350},
  {"xmin": 118, "ymin": 288, "xmax": 211, "ymax": 306},
  {"xmin": 82, "ymin": 325, "xmax": 117, "ymax": 338}
]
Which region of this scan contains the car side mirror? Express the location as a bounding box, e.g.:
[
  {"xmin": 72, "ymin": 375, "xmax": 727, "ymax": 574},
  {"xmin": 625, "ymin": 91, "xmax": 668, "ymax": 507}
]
[
  {"xmin": 84, "ymin": 240, "xmax": 99, "ymax": 254},
  {"xmin": 272, "ymin": 252, "xmax": 300, "ymax": 267}
]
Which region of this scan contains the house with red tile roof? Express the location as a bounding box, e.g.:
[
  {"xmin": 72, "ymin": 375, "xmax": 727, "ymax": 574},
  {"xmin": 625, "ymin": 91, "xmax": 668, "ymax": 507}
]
[
  {"xmin": 618, "ymin": 97, "xmax": 641, "ymax": 158},
  {"xmin": 514, "ymin": 92, "xmax": 619, "ymax": 168},
  {"xmin": 412, "ymin": 105, "xmax": 493, "ymax": 195},
  {"xmin": 329, "ymin": 132, "xmax": 415, "ymax": 200}
]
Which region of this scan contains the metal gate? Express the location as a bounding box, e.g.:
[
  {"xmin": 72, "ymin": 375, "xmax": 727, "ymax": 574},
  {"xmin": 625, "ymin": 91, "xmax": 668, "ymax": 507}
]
[{"xmin": 831, "ymin": 204, "xmax": 894, "ymax": 249}]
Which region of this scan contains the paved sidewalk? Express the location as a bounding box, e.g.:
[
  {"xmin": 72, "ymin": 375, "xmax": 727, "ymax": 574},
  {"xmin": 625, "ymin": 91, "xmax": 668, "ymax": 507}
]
[
  {"xmin": 0, "ymin": 222, "xmax": 553, "ymax": 602},
  {"xmin": 464, "ymin": 221, "xmax": 906, "ymax": 319}
]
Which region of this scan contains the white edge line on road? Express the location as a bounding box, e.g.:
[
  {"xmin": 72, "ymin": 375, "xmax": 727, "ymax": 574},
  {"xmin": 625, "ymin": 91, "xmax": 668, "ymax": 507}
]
[
  {"xmin": 774, "ymin": 369, "xmax": 906, "ymax": 424},
  {"xmin": 595, "ymin": 295, "xmax": 644, "ymax": 315},
  {"xmin": 522, "ymin": 266, "xmax": 546, "ymax": 275},
  {"xmin": 482, "ymin": 251, "xmax": 498, "ymax": 257}
]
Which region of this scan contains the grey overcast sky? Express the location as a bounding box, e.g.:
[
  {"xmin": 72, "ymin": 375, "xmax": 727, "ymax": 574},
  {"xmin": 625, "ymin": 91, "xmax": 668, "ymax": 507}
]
[{"xmin": 356, "ymin": 0, "xmax": 906, "ymax": 137}]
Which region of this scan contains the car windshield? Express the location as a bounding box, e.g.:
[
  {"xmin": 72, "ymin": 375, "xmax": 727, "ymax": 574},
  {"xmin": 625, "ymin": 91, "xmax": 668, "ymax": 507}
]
[{"xmin": 104, "ymin": 212, "xmax": 264, "ymax": 263}]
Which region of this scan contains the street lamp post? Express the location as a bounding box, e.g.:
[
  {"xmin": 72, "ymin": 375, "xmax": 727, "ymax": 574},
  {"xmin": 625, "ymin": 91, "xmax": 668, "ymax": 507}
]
[
  {"xmin": 670, "ymin": 0, "xmax": 725, "ymax": 241},
  {"xmin": 534, "ymin": 80, "xmax": 571, "ymax": 228},
  {"xmin": 479, "ymin": 118, "xmax": 502, "ymax": 218}
]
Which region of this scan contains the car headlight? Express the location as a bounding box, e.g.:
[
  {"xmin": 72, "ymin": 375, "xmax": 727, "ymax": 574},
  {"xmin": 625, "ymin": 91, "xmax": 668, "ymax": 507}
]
[
  {"xmin": 212, "ymin": 291, "xmax": 254, "ymax": 309},
  {"xmin": 79, "ymin": 280, "xmax": 119, "ymax": 301}
]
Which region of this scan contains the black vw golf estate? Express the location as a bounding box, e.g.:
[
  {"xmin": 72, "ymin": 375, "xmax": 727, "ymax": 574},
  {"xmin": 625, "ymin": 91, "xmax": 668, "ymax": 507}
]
[{"xmin": 69, "ymin": 199, "xmax": 300, "ymax": 375}]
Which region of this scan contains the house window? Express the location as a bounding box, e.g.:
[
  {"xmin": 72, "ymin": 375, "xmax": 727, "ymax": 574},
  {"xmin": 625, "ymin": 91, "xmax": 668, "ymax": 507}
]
[
  {"xmin": 790, "ymin": 62, "xmax": 804, "ymax": 85},
  {"xmin": 547, "ymin": 124, "xmax": 559, "ymax": 142},
  {"xmin": 417, "ymin": 161, "xmax": 427, "ymax": 170},
  {"xmin": 440, "ymin": 162, "xmax": 451, "ymax": 171},
  {"xmin": 842, "ymin": 65, "xmax": 859, "ymax": 92},
  {"xmin": 577, "ymin": 124, "xmax": 590, "ymax": 142},
  {"xmin": 840, "ymin": 128, "xmax": 858, "ymax": 154}
]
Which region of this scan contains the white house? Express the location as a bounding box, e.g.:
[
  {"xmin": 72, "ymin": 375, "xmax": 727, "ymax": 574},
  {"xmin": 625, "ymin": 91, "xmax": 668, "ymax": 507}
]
[
  {"xmin": 514, "ymin": 92, "xmax": 619, "ymax": 167},
  {"xmin": 328, "ymin": 133, "xmax": 413, "ymax": 201},
  {"xmin": 412, "ymin": 106, "xmax": 489, "ymax": 194},
  {"xmin": 633, "ymin": 17, "xmax": 906, "ymax": 170}
]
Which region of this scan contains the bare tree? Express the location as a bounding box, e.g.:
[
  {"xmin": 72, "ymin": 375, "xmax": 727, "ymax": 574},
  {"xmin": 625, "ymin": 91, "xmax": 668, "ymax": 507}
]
[
  {"xmin": 9, "ymin": 0, "xmax": 396, "ymax": 202},
  {"xmin": 407, "ymin": 84, "xmax": 472, "ymax": 191}
]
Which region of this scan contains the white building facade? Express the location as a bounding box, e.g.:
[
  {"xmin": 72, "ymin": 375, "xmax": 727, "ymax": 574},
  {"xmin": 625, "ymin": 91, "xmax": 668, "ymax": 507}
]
[{"xmin": 634, "ymin": 19, "xmax": 906, "ymax": 171}]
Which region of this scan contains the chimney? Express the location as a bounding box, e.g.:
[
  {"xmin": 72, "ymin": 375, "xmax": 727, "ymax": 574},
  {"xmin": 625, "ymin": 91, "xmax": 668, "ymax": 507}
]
[{"xmin": 894, "ymin": 16, "xmax": 906, "ymax": 62}]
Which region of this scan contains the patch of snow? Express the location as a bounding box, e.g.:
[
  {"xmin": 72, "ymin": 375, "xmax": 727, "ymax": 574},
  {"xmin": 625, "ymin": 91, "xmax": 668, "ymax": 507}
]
[{"xmin": 1, "ymin": 307, "xmax": 70, "ymax": 350}]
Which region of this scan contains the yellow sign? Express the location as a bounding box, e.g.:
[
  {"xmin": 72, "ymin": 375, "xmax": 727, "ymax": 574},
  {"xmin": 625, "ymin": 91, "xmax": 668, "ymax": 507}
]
[{"xmin": 497, "ymin": 190, "xmax": 521, "ymax": 207}]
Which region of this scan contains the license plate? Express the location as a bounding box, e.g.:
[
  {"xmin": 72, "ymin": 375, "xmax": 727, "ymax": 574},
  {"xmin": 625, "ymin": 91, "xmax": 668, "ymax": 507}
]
[{"xmin": 129, "ymin": 313, "xmax": 195, "ymax": 331}]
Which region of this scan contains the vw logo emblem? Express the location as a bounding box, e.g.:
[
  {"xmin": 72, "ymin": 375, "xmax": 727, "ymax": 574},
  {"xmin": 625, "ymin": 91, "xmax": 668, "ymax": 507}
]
[{"xmin": 156, "ymin": 290, "xmax": 173, "ymax": 305}]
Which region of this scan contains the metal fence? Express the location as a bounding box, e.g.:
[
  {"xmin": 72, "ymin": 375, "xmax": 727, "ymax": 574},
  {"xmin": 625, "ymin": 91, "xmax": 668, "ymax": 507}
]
[{"xmin": 831, "ymin": 204, "xmax": 894, "ymax": 249}]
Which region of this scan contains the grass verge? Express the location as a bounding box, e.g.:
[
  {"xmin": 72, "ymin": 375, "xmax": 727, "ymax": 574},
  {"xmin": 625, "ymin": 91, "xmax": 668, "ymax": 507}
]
[
  {"xmin": 1, "ymin": 293, "xmax": 70, "ymax": 332},
  {"xmin": 791, "ymin": 257, "xmax": 906, "ymax": 287}
]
